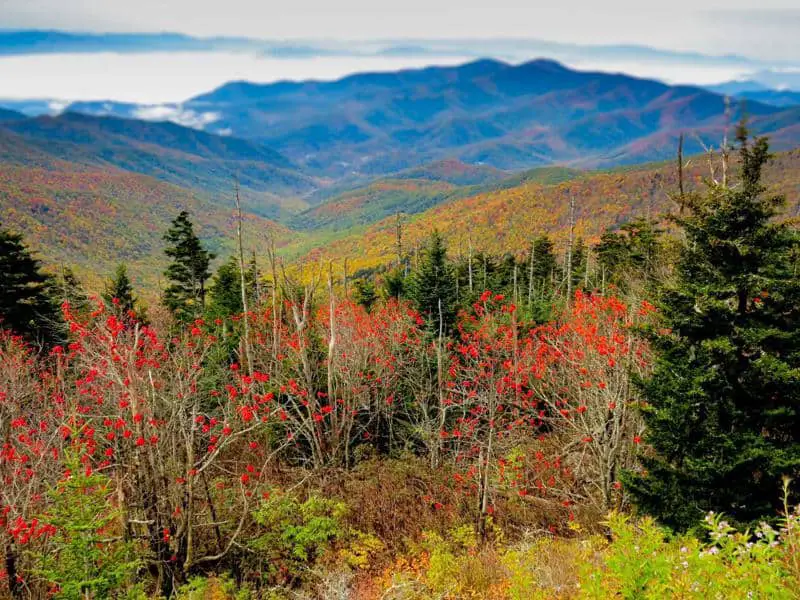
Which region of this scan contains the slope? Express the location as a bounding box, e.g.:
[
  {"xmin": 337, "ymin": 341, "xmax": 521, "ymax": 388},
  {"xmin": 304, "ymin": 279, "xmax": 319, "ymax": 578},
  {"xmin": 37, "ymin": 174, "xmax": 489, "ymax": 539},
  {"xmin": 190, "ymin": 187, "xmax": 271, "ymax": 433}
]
[
  {"xmin": 292, "ymin": 163, "xmax": 583, "ymax": 231},
  {"xmin": 0, "ymin": 163, "xmax": 293, "ymax": 289},
  {"xmin": 287, "ymin": 149, "xmax": 800, "ymax": 274},
  {"xmin": 0, "ymin": 112, "xmax": 319, "ymax": 219}
]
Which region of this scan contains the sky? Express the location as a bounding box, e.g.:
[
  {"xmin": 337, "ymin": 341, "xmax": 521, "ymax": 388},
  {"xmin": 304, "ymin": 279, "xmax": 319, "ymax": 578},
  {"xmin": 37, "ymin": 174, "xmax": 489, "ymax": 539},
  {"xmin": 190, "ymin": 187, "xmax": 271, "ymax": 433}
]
[{"xmin": 1, "ymin": 0, "xmax": 799, "ymax": 103}]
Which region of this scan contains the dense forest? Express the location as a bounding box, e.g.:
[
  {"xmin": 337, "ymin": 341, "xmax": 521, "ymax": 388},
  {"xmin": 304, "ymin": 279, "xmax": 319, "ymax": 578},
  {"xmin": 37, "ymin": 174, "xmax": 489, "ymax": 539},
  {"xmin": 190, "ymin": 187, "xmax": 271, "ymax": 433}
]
[{"xmin": 1, "ymin": 128, "xmax": 800, "ymax": 599}]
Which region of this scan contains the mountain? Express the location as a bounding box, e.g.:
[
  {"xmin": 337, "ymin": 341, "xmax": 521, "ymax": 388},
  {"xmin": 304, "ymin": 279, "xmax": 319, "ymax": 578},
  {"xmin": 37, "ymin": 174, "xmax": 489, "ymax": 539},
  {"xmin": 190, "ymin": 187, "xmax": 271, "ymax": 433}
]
[
  {"xmin": 733, "ymin": 90, "xmax": 800, "ymax": 108},
  {"xmin": 0, "ymin": 112, "xmax": 318, "ymax": 218},
  {"xmin": 182, "ymin": 59, "xmax": 799, "ymax": 177},
  {"xmin": 0, "ymin": 30, "xmax": 225, "ymax": 55},
  {"xmin": 286, "ymin": 148, "xmax": 800, "ymax": 274},
  {"xmin": 291, "ymin": 162, "xmax": 583, "ymax": 232},
  {"xmin": 0, "ymin": 162, "xmax": 291, "ymax": 288},
  {"xmin": 707, "ymin": 80, "xmax": 771, "ymax": 95},
  {"xmin": 0, "ymin": 107, "xmax": 26, "ymax": 122}
]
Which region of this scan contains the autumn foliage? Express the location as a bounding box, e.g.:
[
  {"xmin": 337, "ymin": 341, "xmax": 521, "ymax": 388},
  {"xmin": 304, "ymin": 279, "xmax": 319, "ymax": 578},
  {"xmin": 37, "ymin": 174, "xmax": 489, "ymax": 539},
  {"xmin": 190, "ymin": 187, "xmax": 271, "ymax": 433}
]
[{"xmin": 0, "ymin": 284, "xmax": 654, "ymax": 597}]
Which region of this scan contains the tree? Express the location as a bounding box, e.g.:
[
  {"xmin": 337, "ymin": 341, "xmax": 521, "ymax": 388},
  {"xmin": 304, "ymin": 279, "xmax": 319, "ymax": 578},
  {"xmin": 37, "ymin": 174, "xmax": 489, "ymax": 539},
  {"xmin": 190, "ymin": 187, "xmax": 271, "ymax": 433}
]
[
  {"xmin": 530, "ymin": 235, "xmax": 557, "ymax": 287},
  {"xmin": 596, "ymin": 219, "xmax": 662, "ymax": 290},
  {"xmin": 209, "ymin": 258, "xmax": 244, "ymax": 317},
  {"xmin": 162, "ymin": 211, "xmax": 214, "ymax": 321},
  {"xmin": 382, "ymin": 268, "xmax": 405, "ymax": 301},
  {"xmin": 406, "ymin": 231, "xmax": 457, "ymax": 331},
  {"xmin": 353, "ymin": 278, "xmax": 378, "ymax": 312},
  {"xmin": 625, "ymin": 130, "xmax": 800, "ymax": 530},
  {"xmin": 103, "ymin": 264, "xmax": 138, "ymax": 315},
  {"xmin": 0, "ymin": 225, "xmax": 61, "ymax": 345},
  {"xmin": 55, "ymin": 266, "xmax": 90, "ymax": 320},
  {"xmin": 34, "ymin": 454, "xmax": 140, "ymax": 600}
]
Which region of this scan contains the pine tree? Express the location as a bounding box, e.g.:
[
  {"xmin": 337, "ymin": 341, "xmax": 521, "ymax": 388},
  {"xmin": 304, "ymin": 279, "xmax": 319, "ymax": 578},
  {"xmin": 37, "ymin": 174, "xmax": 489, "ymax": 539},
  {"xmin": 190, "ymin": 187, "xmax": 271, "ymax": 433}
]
[
  {"xmin": 162, "ymin": 211, "xmax": 214, "ymax": 321},
  {"xmin": 531, "ymin": 235, "xmax": 557, "ymax": 285},
  {"xmin": 625, "ymin": 130, "xmax": 800, "ymax": 530},
  {"xmin": 407, "ymin": 230, "xmax": 457, "ymax": 331},
  {"xmin": 103, "ymin": 264, "xmax": 138, "ymax": 315},
  {"xmin": 56, "ymin": 266, "xmax": 90, "ymax": 319},
  {"xmin": 567, "ymin": 237, "xmax": 587, "ymax": 291},
  {"xmin": 0, "ymin": 225, "xmax": 61, "ymax": 345},
  {"xmin": 596, "ymin": 219, "xmax": 662, "ymax": 289},
  {"xmin": 209, "ymin": 257, "xmax": 244, "ymax": 316},
  {"xmin": 382, "ymin": 267, "xmax": 405, "ymax": 301},
  {"xmin": 353, "ymin": 278, "xmax": 378, "ymax": 312}
]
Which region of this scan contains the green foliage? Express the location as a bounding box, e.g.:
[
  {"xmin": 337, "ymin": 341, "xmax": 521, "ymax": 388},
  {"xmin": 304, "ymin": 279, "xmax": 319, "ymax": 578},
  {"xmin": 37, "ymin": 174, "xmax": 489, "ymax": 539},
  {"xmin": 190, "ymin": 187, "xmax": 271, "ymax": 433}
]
[
  {"xmin": 530, "ymin": 235, "xmax": 557, "ymax": 289},
  {"xmin": 103, "ymin": 263, "xmax": 138, "ymax": 315},
  {"xmin": 32, "ymin": 455, "xmax": 140, "ymax": 599},
  {"xmin": 0, "ymin": 223, "xmax": 62, "ymax": 345},
  {"xmin": 352, "ymin": 277, "xmax": 378, "ymax": 312},
  {"xmin": 407, "ymin": 230, "xmax": 457, "ymax": 331},
  {"xmin": 576, "ymin": 512, "xmax": 794, "ymax": 599},
  {"xmin": 162, "ymin": 210, "xmax": 215, "ymax": 321},
  {"xmin": 55, "ymin": 266, "xmax": 91, "ymax": 319},
  {"xmin": 249, "ymin": 491, "xmax": 347, "ymax": 582},
  {"xmin": 209, "ymin": 257, "xmax": 245, "ymax": 317},
  {"xmin": 382, "ymin": 267, "xmax": 406, "ymax": 300},
  {"xmin": 625, "ymin": 130, "xmax": 800, "ymax": 530},
  {"xmin": 175, "ymin": 575, "xmax": 252, "ymax": 600},
  {"xmin": 596, "ymin": 218, "xmax": 662, "ymax": 290}
]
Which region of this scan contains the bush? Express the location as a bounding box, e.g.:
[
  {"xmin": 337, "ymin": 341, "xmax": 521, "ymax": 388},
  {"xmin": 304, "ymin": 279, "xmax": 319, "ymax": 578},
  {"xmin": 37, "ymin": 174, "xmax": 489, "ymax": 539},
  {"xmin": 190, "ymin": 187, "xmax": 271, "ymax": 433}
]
[
  {"xmin": 31, "ymin": 456, "xmax": 141, "ymax": 599},
  {"xmin": 249, "ymin": 491, "xmax": 348, "ymax": 585}
]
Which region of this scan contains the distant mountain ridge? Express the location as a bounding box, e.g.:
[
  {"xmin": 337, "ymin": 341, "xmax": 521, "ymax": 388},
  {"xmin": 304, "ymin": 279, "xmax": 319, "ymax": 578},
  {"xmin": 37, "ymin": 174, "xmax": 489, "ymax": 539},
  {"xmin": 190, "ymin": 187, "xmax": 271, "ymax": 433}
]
[{"xmin": 177, "ymin": 59, "xmax": 800, "ymax": 176}]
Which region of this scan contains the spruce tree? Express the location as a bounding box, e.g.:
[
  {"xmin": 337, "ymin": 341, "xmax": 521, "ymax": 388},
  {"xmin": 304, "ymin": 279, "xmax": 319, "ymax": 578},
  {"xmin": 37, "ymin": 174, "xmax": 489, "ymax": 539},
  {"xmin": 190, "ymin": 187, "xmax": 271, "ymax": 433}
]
[
  {"xmin": 382, "ymin": 268, "xmax": 405, "ymax": 301},
  {"xmin": 0, "ymin": 225, "xmax": 61, "ymax": 345},
  {"xmin": 56, "ymin": 266, "xmax": 91, "ymax": 319},
  {"xmin": 353, "ymin": 278, "xmax": 378, "ymax": 312},
  {"xmin": 596, "ymin": 219, "xmax": 662, "ymax": 290},
  {"xmin": 208, "ymin": 258, "xmax": 244, "ymax": 317},
  {"xmin": 407, "ymin": 230, "xmax": 457, "ymax": 331},
  {"xmin": 625, "ymin": 130, "xmax": 800, "ymax": 530},
  {"xmin": 103, "ymin": 264, "xmax": 137, "ymax": 315},
  {"xmin": 162, "ymin": 211, "xmax": 214, "ymax": 321},
  {"xmin": 531, "ymin": 235, "xmax": 557, "ymax": 285}
]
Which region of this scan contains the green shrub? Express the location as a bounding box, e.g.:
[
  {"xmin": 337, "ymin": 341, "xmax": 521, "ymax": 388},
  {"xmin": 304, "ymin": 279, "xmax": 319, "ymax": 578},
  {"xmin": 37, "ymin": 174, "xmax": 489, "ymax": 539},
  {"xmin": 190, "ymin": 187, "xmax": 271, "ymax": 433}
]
[
  {"xmin": 31, "ymin": 457, "xmax": 141, "ymax": 599},
  {"xmin": 249, "ymin": 490, "xmax": 347, "ymax": 583}
]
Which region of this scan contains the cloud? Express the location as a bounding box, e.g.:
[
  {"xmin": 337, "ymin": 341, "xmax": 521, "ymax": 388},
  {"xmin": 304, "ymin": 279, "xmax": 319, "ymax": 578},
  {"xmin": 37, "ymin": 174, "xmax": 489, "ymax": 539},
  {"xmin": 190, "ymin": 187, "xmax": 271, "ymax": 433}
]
[{"xmin": 132, "ymin": 105, "xmax": 220, "ymax": 129}]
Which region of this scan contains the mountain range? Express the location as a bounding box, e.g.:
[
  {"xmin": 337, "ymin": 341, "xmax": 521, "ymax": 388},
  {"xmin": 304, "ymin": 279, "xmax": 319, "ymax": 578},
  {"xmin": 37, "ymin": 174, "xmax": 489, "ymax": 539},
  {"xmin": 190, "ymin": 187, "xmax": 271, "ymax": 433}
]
[
  {"xmin": 36, "ymin": 58, "xmax": 798, "ymax": 178},
  {"xmin": 1, "ymin": 58, "xmax": 799, "ymax": 286}
]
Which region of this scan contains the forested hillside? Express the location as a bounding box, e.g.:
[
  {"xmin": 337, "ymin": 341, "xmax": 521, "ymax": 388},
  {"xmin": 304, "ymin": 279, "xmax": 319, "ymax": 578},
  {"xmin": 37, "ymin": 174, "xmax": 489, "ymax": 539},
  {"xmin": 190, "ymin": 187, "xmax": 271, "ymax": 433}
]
[
  {"xmin": 1, "ymin": 38, "xmax": 800, "ymax": 598},
  {"xmin": 0, "ymin": 164, "xmax": 289, "ymax": 287},
  {"xmin": 2, "ymin": 129, "xmax": 800, "ymax": 598},
  {"xmin": 0, "ymin": 113, "xmax": 318, "ymax": 219},
  {"xmin": 290, "ymin": 148, "xmax": 800, "ymax": 274}
]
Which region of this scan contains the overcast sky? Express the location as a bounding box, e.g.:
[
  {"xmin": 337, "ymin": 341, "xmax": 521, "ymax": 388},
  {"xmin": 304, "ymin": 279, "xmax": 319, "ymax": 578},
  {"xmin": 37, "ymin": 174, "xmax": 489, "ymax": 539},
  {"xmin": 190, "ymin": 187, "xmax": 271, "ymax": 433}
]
[
  {"xmin": 2, "ymin": 0, "xmax": 799, "ymax": 60},
  {"xmin": 1, "ymin": 1, "xmax": 798, "ymax": 103}
]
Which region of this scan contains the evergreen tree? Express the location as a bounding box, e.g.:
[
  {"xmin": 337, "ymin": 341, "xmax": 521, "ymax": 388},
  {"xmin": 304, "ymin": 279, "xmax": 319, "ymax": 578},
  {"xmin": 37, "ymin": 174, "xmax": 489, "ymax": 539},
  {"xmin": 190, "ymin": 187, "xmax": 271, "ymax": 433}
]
[
  {"xmin": 566, "ymin": 237, "xmax": 587, "ymax": 291},
  {"xmin": 353, "ymin": 278, "xmax": 378, "ymax": 312},
  {"xmin": 103, "ymin": 264, "xmax": 137, "ymax": 315},
  {"xmin": 162, "ymin": 211, "xmax": 214, "ymax": 321},
  {"xmin": 382, "ymin": 267, "xmax": 405, "ymax": 301},
  {"xmin": 208, "ymin": 257, "xmax": 244, "ymax": 317},
  {"xmin": 407, "ymin": 230, "xmax": 457, "ymax": 331},
  {"xmin": 625, "ymin": 130, "xmax": 800, "ymax": 530},
  {"xmin": 0, "ymin": 225, "xmax": 61, "ymax": 345},
  {"xmin": 56, "ymin": 266, "xmax": 90, "ymax": 319},
  {"xmin": 596, "ymin": 218, "xmax": 662, "ymax": 289},
  {"xmin": 531, "ymin": 235, "xmax": 557, "ymax": 284}
]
